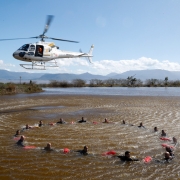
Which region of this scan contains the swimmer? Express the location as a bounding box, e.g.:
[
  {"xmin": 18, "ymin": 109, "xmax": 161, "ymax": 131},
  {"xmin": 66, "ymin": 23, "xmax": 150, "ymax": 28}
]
[
  {"xmin": 122, "ymin": 120, "xmax": 126, "ymax": 124},
  {"xmin": 117, "ymin": 151, "xmax": 139, "ymax": 161},
  {"xmin": 57, "ymin": 118, "xmax": 66, "ymax": 124},
  {"xmin": 78, "ymin": 117, "xmax": 86, "ymax": 123},
  {"xmin": 164, "ymin": 152, "xmax": 173, "ymax": 162},
  {"xmin": 154, "ymin": 127, "xmax": 158, "ymax": 132},
  {"xmin": 14, "ymin": 130, "xmax": 20, "ymax": 137},
  {"xmin": 138, "ymin": 122, "xmax": 145, "ymax": 128},
  {"xmin": 76, "ymin": 146, "xmax": 88, "ymax": 155},
  {"xmin": 17, "ymin": 135, "xmax": 25, "ymax": 147},
  {"xmin": 165, "ymin": 146, "xmax": 174, "ymax": 157},
  {"xmin": 103, "ymin": 118, "xmax": 109, "ymax": 123},
  {"xmin": 24, "ymin": 124, "xmax": 31, "ymax": 130},
  {"xmin": 173, "ymin": 137, "xmax": 177, "ymax": 145},
  {"xmin": 161, "ymin": 130, "xmax": 166, "ymax": 137},
  {"xmin": 44, "ymin": 143, "xmax": 53, "ymax": 151},
  {"xmin": 39, "ymin": 120, "xmax": 44, "ymax": 127}
]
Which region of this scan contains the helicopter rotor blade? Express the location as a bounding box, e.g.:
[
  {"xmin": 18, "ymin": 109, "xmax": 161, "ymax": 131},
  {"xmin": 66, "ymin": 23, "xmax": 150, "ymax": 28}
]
[
  {"xmin": 43, "ymin": 15, "xmax": 54, "ymax": 35},
  {"xmin": 0, "ymin": 37, "xmax": 35, "ymax": 41},
  {"xmin": 48, "ymin": 37, "xmax": 79, "ymax": 43}
]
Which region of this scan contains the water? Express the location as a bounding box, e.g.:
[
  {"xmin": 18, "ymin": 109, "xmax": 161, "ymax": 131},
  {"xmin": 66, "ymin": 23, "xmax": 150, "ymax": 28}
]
[
  {"xmin": 41, "ymin": 87, "xmax": 180, "ymax": 96},
  {"xmin": 1, "ymin": 89, "xmax": 180, "ymax": 179}
]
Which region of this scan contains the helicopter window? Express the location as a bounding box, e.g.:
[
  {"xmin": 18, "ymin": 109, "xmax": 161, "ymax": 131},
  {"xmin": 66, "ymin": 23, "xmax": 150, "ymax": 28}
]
[
  {"xmin": 18, "ymin": 44, "xmax": 29, "ymax": 51},
  {"xmin": 29, "ymin": 45, "xmax": 35, "ymax": 51}
]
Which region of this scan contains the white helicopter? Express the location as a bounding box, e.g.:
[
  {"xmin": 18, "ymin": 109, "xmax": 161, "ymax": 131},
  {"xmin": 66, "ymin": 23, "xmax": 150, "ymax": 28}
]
[{"xmin": 0, "ymin": 15, "xmax": 94, "ymax": 70}]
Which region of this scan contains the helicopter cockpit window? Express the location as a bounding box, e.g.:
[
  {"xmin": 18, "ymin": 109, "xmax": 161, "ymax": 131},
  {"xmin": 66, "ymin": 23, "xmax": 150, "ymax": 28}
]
[
  {"xmin": 18, "ymin": 44, "xmax": 29, "ymax": 51},
  {"xmin": 29, "ymin": 45, "xmax": 35, "ymax": 51}
]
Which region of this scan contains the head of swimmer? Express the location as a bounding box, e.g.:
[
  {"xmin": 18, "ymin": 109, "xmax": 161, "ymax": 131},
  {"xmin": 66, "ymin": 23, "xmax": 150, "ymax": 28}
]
[
  {"xmin": 26, "ymin": 124, "xmax": 30, "ymax": 129},
  {"xmin": 154, "ymin": 127, "xmax": 158, "ymax": 132},
  {"xmin": 125, "ymin": 151, "xmax": 131, "ymax": 158},
  {"xmin": 59, "ymin": 118, "xmax": 63, "ymax": 122},
  {"xmin": 16, "ymin": 130, "xmax": 20, "ymax": 135},
  {"xmin": 39, "ymin": 120, "xmax": 43, "ymax": 124},
  {"xmin": 104, "ymin": 118, "xmax": 108, "ymax": 122},
  {"xmin": 83, "ymin": 146, "xmax": 88, "ymax": 153},
  {"xmin": 46, "ymin": 143, "xmax": 51, "ymax": 150},
  {"xmin": 20, "ymin": 135, "xmax": 25, "ymax": 141}
]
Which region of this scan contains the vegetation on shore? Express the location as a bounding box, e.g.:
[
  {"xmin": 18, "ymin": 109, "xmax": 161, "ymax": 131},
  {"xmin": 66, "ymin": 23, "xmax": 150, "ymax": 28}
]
[
  {"xmin": 39, "ymin": 76, "xmax": 180, "ymax": 88},
  {"xmin": 0, "ymin": 81, "xmax": 43, "ymax": 95}
]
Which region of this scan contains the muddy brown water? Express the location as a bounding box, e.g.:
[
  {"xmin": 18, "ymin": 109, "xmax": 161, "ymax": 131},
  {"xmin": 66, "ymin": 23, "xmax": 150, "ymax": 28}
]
[{"xmin": 1, "ymin": 94, "xmax": 180, "ymax": 179}]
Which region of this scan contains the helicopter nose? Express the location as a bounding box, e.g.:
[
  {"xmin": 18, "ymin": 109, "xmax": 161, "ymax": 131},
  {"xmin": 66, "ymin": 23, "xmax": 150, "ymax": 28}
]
[{"xmin": 13, "ymin": 52, "xmax": 18, "ymax": 58}]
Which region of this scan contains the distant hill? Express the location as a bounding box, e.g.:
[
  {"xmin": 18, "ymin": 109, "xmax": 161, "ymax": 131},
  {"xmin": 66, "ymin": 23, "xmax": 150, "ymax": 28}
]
[
  {"xmin": 111, "ymin": 69, "xmax": 180, "ymax": 81},
  {"xmin": 0, "ymin": 69, "xmax": 180, "ymax": 83},
  {"xmin": 38, "ymin": 72, "xmax": 107, "ymax": 81}
]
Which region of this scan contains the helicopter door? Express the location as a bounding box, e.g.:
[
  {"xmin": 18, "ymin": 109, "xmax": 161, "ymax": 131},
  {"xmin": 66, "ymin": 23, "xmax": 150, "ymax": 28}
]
[{"xmin": 35, "ymin": 45, "xmax": 44, "ymax": 57}]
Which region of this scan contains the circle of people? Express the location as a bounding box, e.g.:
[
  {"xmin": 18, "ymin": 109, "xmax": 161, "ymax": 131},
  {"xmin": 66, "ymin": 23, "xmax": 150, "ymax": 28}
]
[{"xmin": 14, "ymin": 117, "xmax": 178, "ymax": 163}]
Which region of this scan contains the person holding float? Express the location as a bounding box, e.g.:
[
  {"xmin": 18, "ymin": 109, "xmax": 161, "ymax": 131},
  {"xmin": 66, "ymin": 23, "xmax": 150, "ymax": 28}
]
[
  {"xmin": 78, "ymin": 117, "xmax": 86, "ymax": 123},
  {"xmin": 44, "ymin": 143, "xmax": 53, "ymax": 151},
  {"xmin": 76, "ymin": 146, "xmax": 88, "ymax": 155},
  {"xmin": 161, "ymin": 130, "xmax": 167, "ymax": 137},
  {"xmin": 17, "ymin": 135, "xmax": 25, "ymax": 147},
  {"xmin": 117, "ymin": 151, "xmax": 139, "ymax": 161},
  {"xmin": 57, "ymin": 118, "xmax": 66, "ymax": 124}
]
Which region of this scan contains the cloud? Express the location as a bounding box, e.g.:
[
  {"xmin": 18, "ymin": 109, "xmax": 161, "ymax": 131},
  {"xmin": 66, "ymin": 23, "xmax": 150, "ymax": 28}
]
[
  {"xmin": 2, "ymin": 57, "xmax": 180, "ymax": 75},
  {"xmin": 0, "ymin": 60, "xmax": 16, "ymax": 71}
]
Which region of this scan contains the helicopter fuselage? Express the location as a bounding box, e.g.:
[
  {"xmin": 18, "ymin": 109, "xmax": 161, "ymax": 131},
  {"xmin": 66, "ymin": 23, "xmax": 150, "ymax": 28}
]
[{"xmin": 13, "ymin": 41, "xmax": 93, "ymax": 63}]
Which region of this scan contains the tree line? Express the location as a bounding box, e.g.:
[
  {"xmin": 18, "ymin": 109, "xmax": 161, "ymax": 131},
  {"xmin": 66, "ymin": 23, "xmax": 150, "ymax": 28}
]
[{"xmin": 39, "ymin": 76, "xmax": 180, "ymax": 87}]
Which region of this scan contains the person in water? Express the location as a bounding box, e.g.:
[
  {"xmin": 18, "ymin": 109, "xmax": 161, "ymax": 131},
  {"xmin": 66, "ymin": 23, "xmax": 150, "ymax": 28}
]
[
  {"xmin": 117, "ymin": 151, "xmax": 139, "ymax": 161},
  {"xmin": 24, "ymin": 124, "xmax": 31, "ymax": 130},
  {"xmin": 173, "ymin": 137, "xmax": 177, "ymax": 145},
  {"xmin": 161, "ymin": 130, "xmax": 166, "ymax": 136},
  {"xmin": 138, "ymin": 122, "xmax": 145, "ymax": 128},
  {"xmin": 154, "ymin": 127, "xmax": 158, "ymax": 132},
  {"xmin": 57, "ymin": 118, "xmax": 66, "ymax": 124},
  {"xmin": 165, "ymin": 146, "xmax": 174, "ymax": 157},
  {"xmin": 39, "ymin": 120, "xmax": 44, "ymax": 127},
  {"xmin": 14, "ymin": 130, "xmax": 21, "ymax": 137},
  {"xmin": 44, "ymin": 143, "xmax": 53, "ymax": 151},
  {"xmin": 76, "ymin": 146, "xmax": 88, "ymax": 155},
  {"xmin": 17, "ymin": 135, "xmax": 25, "ymax": 147},
  {"xmin": 78, "ymin": 117, "xmax": 86, "ymax": 123},
  {"xmin": 103, "ymin": 118, "xmax": 109, "ymax": 123},
  {"xmin": 164, "ymin": 152, "xmax": 173, "ymax": 162},
  {"xmin": 122, "ymin": 120, "xmax": 126, "ymax": 124}
]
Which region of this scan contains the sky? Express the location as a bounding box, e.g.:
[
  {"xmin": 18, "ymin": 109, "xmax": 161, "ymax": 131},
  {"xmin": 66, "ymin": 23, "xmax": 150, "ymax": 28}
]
[{"xmin": 1, "ymin": 0, "xmax": 180, "ymax": 75}]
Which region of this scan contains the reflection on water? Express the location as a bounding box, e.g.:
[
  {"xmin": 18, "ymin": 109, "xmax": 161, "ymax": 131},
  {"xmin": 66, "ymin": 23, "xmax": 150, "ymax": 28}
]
[{"xmin": 1, "ymin": 94, "xmax": 180, "ymax": 179}]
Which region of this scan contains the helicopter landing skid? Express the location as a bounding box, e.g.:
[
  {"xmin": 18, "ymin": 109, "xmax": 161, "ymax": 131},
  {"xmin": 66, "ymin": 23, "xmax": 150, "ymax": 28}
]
[{"xmin": 20, "ymin": 60, "xmax": 58, "ymax": 70}]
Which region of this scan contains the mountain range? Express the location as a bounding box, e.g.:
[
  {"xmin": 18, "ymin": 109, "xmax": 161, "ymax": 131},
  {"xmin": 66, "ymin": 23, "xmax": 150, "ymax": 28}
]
[{"xmin": 0, "ymin": 69, "xmax": 180, "ymax": 83}]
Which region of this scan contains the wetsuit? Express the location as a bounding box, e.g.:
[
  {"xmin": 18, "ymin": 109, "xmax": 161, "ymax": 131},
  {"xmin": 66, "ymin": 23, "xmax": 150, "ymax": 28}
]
[
  {"xmin": 138, "ymin": 125, "xmax": 145, "ymax": 128},
  {"xmin": 76, "ymin": 150, "xmax": 88, "ymax": 155},
  {"xmin": 117, "ymin": 156, "xmax": 139, "ymax": 161},
  {"xmin": 44, "ymin": 147, "xmax": 53, "ymax": 151},
  {"xmin": 57, "ymin": 121, "xmax": 66, "ymax": 124},
  {"xmin": 166, "ymin": 148, "xmax": 174, "ymax": 157},
  {"xmin": 78, "ymin": 120, "xmax": 86, "ymax": 123},
  {"xmin": 17, "ymin": 139, "xmax": 25, "ymax": 147}
]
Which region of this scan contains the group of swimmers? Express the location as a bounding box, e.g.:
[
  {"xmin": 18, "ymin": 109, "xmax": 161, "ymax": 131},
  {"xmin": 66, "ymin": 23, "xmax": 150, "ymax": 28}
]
[{"xmin": 14, "ymin": 117, "xmax": 178, "ymax": 162}]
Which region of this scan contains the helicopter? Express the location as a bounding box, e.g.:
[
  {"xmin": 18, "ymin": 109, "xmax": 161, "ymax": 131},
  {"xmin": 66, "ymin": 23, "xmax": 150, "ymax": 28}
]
[{"xmin": 0, "ymin": 15, "xmax": 94, "ymax": 70}]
